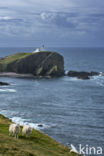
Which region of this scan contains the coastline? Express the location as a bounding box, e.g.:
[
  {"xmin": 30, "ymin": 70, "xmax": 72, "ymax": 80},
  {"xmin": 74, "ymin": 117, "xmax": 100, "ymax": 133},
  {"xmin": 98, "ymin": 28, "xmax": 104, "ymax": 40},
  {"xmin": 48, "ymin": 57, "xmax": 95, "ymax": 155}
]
[{"xmin": 0, "ymin": 113, "xmax": 81, "ymax": 156}]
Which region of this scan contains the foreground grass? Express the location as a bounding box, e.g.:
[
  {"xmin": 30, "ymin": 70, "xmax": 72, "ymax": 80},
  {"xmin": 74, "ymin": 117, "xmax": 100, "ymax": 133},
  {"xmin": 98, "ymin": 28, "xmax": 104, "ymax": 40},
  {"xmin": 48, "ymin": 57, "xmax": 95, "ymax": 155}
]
[{"xmin": 0, "ymin": 114, "xmax": 81, "ymax": 156}]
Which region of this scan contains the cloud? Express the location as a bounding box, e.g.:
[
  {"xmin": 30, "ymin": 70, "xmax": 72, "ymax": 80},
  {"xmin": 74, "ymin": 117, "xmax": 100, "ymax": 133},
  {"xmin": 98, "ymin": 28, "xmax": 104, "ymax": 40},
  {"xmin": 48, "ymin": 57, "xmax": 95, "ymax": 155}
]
[
  {"xmin": 0, "ymin": 7, "xmax": 8, "ymax": 9},
  {"xmin": 0, "ymin": 16, "xmax": 24, "ymax": 24},
  {"xmin": 40, "ymin": 9, "xmax": 104, "ymax": 32},
  {"xmin": 0, "ymin": 0, "xmax": 75, "ymax": 11},
  {"xmin": 40, "ymin": 11, "xmax": 78, "ymax": 28},
  {"xmin": 0, "ymin": 16, "xmax": 12, "ymax": 20},
  {"xmin": 0, "ymin": 0, "xmax": 104, "ymax": 46}
]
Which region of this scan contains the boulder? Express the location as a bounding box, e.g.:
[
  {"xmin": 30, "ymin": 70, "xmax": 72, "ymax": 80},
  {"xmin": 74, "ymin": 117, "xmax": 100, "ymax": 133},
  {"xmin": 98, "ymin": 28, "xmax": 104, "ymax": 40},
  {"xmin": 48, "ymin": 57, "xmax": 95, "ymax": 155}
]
[
  {"xmin": 0, "ymin": 52, "xmax": 64, "ymax": 77},
  {"xmin": 0, "ymin": 82, "xmax": 9, "ymax": 85},
  {"xmin": 90, "ymin": 71, "xmax": 99, "ymax": 76},
  {"xmin": 38, "ymin": 124, "xmax": 43, "ymax": 127}
]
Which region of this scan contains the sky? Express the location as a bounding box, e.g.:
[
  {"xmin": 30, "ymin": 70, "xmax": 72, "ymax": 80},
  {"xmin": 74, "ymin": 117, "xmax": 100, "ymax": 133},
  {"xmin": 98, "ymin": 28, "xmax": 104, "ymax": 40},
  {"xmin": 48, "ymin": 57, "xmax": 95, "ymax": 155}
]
[{"xmin": 0, "ymin": 0, "xmax": 104, "ymax": 47}]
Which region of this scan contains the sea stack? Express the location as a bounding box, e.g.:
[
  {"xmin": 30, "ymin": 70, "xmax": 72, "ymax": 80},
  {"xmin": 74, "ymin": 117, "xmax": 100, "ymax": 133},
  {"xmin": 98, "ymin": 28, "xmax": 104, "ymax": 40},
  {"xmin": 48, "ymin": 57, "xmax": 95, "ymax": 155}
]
[{"xmin": 0, "ymin": 52, "xmax": 64, "ymax": 77}]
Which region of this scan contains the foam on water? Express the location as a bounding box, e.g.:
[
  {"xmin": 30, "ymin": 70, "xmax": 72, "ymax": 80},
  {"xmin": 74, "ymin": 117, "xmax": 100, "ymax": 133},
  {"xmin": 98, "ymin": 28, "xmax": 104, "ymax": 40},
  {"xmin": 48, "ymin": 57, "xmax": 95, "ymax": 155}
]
[
  {"xmin": 11, "ymin": 116, "xmax": 50, "ymax": 130},
  {"xmin": 91, "ymin": 74, "xmax": 104, "ymax": 87},
  {"xmin": 64, "ymin": 74, "xmax": 104, "ymax": 87},
  {"xmin": 65, "ymin": 70, "xmax": 68, "ymax": 75},
  {"xmin": 63, "ymin": 76, "xmax": 81, "ymax": 82},
  {"xmin": 0, "ymin": 110, "xmax": 16, "ymax": 117},
  {"xmin": 0, "ymin": 88, "xmax": 16, "ymax": 92},
  {"xmin": 0, "ymin": 109, "xmax": 50, "ymax": 130}
]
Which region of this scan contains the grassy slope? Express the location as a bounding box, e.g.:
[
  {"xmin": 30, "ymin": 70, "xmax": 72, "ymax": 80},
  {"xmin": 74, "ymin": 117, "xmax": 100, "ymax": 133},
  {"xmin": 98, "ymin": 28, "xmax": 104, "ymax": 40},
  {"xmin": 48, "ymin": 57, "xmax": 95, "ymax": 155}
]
[
  {"xmin": 0, "ymin": 53, "xmax": 33, "ymax": 64},
  {"xmin": 0, "ymin": 51, "xmax": 56, "ymax": 66},
  {"xmin": 0, "ymin": 52, "xmax": 55, "ymax": 65},
  {"xmin": 0, "ymin": 53, "xmax": 33, "ymax": 70},
  {"xmin": 0, "ymin": 114, "xmax": 81, "ymax": 156},
  {"xmin": 0, "ymin": 52, "xmax": 55, "ymax": 71}
]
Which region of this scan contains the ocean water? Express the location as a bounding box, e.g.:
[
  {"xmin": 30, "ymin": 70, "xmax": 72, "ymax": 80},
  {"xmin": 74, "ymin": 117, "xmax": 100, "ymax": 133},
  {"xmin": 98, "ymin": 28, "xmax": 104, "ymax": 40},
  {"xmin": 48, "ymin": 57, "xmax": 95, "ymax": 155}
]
[{"xmin": 0, "ymin": 47, "xmax": 104, "ymax": 155}]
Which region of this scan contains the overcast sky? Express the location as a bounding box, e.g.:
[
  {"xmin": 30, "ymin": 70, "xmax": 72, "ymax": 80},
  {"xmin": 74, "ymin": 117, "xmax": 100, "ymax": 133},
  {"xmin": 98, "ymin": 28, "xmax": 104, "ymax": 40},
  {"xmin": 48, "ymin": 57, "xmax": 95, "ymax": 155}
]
[{"xmin": 0, "ymin": 0, "xmax": 104, "ymax": 47}]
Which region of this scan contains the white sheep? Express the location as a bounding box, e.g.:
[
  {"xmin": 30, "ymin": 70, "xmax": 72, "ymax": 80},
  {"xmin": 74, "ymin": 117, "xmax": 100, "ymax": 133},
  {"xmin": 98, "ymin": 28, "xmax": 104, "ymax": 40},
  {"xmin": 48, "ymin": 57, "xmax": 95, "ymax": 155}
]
[
  {"xmin": 22, "ymin": 125, "xmax": 33, "ymax": 137},
  {"xmin": 9, "ymin": 124, "xmax": 20, "ymax": 139}
]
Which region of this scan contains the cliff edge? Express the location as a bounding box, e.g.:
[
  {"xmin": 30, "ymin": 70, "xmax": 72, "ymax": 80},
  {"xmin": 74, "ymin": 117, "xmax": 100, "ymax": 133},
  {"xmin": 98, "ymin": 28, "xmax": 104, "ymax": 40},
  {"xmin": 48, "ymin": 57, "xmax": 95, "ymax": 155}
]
[{"xmin": 0, "ymin": 114, "xmax": 81, "ymax": 156}]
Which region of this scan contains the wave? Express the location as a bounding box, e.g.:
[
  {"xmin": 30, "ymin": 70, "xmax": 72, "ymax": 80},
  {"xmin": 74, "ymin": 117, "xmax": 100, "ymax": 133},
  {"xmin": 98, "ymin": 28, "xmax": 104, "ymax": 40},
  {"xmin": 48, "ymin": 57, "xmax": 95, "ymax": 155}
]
[
  {"xmin": 64, "ymin": 77, "xmax": 77, "ymax": 81},
  {"xmin": 63, "ymin": 74, "xmax": 104, "ymax": 87},
  {"xmin": 65, "ymin": 70, "xmax": 68, "ymax": 75},
  {"xmin": 63, "ymin": 76, "xmax": 86, "ymax": 82},
  {"xmin": 91, "ymin": 74, "xmax": 104, "ymax": 87},
  {"xmin": 0, "ymin": 88, "xmax": 16, "ymax": 92},
  {"xmin": 0, "ymin": 109, "xmax": 56, "ymax": 131},
  {"xmin": 11, "ymin": 116, "xmax": 50, "ymax": 130}
]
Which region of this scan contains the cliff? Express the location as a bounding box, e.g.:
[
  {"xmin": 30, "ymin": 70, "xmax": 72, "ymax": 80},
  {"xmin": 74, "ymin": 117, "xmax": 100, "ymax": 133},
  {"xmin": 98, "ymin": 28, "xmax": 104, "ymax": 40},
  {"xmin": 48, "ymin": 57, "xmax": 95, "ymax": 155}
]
[{"xmin": 0, "ymin": 52, "xmax": 64, "ymax": 77}]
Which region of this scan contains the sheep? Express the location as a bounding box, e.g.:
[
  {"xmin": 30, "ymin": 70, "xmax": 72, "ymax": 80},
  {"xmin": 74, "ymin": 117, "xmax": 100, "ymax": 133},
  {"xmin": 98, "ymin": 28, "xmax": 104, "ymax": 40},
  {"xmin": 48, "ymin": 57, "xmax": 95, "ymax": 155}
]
[
  {"xmin": 22, "ymin": 125, "xmax": 33, "ymax": 137},
  {"xmin": 9, "ymin": 124, "xmax": 20, "ymax": 139}
]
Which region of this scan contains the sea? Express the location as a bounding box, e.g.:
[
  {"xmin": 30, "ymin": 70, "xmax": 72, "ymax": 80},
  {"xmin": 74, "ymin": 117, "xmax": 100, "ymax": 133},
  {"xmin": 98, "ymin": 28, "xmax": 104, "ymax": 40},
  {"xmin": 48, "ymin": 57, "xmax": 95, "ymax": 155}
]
[{"xmin": 0, "ymin": 47, "xmax": 104, "ymax": 156}]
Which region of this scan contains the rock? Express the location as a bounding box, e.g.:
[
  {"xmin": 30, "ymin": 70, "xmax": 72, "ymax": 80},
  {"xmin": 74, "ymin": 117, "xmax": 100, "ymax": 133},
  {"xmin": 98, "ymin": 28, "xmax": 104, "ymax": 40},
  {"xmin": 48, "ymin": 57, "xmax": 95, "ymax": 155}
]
[
  {"xmin": 0, "ymin": 82, "xmax": 9, "ymax": 85},
  {"xmin": 0, "ymin": 52, "xmax": 64, "ymax": 77},
  {"xmin": 67, "ymin": 70, "xmax": 99, "ymax": 80},
  {"xmin": 78, "ymin": 75, "xmax": 90, "ymax": 80},
  {"xmin": 90, "ymin": 71, "xmax": 99, "ymax": 76},
  {"xmin": 38, "ymin": 124, "xmax": 43, "ymax": 127},
  {"xmin": 67, "ymin": 71, "xmax": 90, "ymax": 80}
]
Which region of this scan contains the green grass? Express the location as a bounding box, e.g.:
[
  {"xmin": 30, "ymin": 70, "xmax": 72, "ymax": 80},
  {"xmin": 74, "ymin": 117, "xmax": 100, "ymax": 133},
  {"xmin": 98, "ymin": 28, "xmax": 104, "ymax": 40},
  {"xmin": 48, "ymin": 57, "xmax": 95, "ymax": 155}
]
[
  {"xmin": 0, "ymin": 53, "xmax": 32, "ymax": 65},
  {"xmin": 0, "ymin": 51, "xmax": 57, "ymax": 72},
  {"xmin": 0, "ymin": 52, "xmax": 56, "ymax": 65},
  {"xmin": 0, "ymin": 52, "xmax": 33, "ymax": 71},
  {"xmin": 0, "ymin": 114, "xmax": 82, "ymax": 156},
  {"xmin": 0, "ymin": 52, "xmax": 51, "ymax": 71}
]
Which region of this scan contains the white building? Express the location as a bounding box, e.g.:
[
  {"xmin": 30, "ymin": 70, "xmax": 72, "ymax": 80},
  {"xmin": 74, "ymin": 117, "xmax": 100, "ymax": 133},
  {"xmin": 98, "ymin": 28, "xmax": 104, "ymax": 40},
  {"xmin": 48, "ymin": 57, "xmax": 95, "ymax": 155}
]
[{"xmin": 33, "ymin": 45, "xmax": 46, "ymax": 53}]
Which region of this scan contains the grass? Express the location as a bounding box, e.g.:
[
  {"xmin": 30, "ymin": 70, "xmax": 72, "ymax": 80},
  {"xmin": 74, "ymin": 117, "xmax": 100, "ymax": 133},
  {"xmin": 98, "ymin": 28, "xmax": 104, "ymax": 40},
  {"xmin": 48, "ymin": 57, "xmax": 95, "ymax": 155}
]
[
  {"xmin": 0, "ymin": 114, "xmax": 82, "ymax": 156},
  {"xmin": 0, "ymin": 52, "xmax": 55, "ymax": 65},
  {"xmin": 0, "ymin": 53, "xmax": 33, "ymax": 70},
  {"xmin": 0, "ymin": 52, "xmax": 55, "ymax": 71}
]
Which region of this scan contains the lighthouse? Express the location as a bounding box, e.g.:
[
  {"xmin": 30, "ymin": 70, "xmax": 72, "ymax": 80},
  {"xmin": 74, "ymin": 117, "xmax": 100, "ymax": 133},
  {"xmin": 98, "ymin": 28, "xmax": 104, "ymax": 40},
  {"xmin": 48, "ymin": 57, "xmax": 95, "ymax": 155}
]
[{"xmin": 33, "ymin": 45, "xmax": 46, "ymax": 53}]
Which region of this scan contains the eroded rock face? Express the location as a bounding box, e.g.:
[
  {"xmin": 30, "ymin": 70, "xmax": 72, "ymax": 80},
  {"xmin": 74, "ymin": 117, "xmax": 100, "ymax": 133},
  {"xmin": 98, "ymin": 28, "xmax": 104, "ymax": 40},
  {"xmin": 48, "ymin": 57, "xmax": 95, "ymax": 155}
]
[
  {"xmin": 67, "ymin": 71, "xmax": 99, "ymax": 80},
  {"xmin": 0, "ymin": 52, "xmax": 64, "ymax": 77}
]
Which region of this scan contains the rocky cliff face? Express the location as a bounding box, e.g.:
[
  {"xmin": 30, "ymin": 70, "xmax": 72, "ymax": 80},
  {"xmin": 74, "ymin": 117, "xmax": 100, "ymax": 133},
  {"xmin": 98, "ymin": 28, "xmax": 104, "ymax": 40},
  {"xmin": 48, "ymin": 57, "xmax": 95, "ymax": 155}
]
[{"xmin": 0, "ymin": 52, "xmax": 64, "ymax": 77}]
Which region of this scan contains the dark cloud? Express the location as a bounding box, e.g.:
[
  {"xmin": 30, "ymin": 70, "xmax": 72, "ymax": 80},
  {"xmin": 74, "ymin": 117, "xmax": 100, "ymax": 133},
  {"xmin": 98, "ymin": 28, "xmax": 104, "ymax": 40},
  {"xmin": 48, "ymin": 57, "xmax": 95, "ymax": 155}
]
[{"xmin": 0, "ymin": 0, "xmax": 104, "ymax": 46}]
